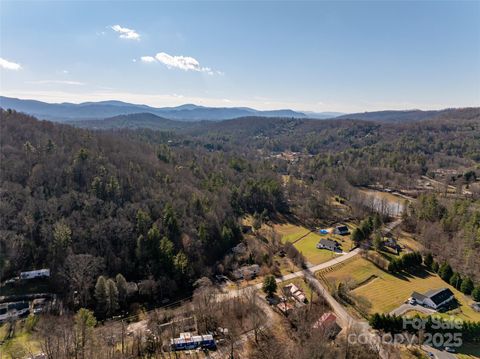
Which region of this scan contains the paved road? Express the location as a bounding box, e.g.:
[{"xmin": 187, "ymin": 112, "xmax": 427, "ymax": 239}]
[
  {"xmin": 422, "ymin": 345, "xmax": 457, "ymax": 359},
  {"xmin": 134, "ymin": 218, "xmax": 405, "ymax": 358},
  {"xmin": 219, "ymin": 248, "xmax": 361, "ymax": 300}
]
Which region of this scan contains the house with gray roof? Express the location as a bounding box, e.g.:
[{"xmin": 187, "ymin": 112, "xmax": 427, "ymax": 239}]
[
  {"xmin": 410, "ymin": 288, "xmax": 454, "ymax": 310},
  {"xmin": 316, "ymin": 239, "xmax": 341, "ymax": 252}
]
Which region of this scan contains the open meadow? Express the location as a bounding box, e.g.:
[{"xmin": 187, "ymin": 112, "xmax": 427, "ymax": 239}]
[{"xmin": 317, "ymin": 256, "xmax": 480, "ymax": 322}]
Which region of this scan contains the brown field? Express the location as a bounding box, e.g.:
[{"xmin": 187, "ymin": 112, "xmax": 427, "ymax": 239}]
[{"xmin": 318, "ymin": 256, "xmax": 480, "ymax": 322}]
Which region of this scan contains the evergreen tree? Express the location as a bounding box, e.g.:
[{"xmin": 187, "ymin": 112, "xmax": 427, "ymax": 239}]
[
  {"xmin": 75, "ymin": 308, "xmax": 96, "ymax": 359},
  {"xmin": 423, "ymin": 253, "xmax": 433, "ymax": 268},
  {"xmin": 369, "ymin": 313, "xmax": 381, "ymax": 329},
  {"xmin": 158, "ymin": 236, "xmax": 175, "ymax": 273},
  {"xmin": 115, "ymin": 273, "xmax": 128, "ymax": 309},
  {"xmin": 449, "ymin": 272, "xmax": 462, "ymax": 289},
  {"xmin": 136, "ymin": 209, "xmax": 151, "ymax": 235},
  {"xmin": 431, "ymin": 261, "xmax": 439, "ymax": 272},
  {"xmin": 472, "ymin": 286, "xmax": 480, "ymax": 302},
  {"xmin": 460, "ymin": 277, "xmax": 474, "ymax": 295},
  {"xmin": 351, "ymin": 228, "xmax": 363, "ymax": 244},
  {"xmin": 94, "ymin": 276, "xmax": 108, "ymax": 318},
  {"xmin": 262, "ymin": 275, "xmax": 277, "ymax": 297},
  {"xmin": 147, "ymin": 225, "xmax": 161, "ymax": 256},
  {"xmin": 163, "ymin": 204, "xmax": 180, "ymax": 243},
  {"xmin": 106, "ymin": 279, "xmax": 119, "ymax": 317},
  {"xmin": 438, "ymin": 262, "xmax": 453, "ymax": 282}
]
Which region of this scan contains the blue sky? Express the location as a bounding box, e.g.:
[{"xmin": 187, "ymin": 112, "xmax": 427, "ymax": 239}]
[{"xmin": 0, "ymin": 1, "xmax": 479, "ymax": 112}]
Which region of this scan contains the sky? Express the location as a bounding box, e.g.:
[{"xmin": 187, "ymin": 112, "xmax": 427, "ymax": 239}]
[{"xmin": 0, "ymin": 0, "xmax": 479, "ymax": 113}]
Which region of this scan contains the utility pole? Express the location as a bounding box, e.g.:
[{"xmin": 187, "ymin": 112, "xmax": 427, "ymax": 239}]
[{"xmin": 121, "ymin": 319, "xmax": 125, "ymax": 355}]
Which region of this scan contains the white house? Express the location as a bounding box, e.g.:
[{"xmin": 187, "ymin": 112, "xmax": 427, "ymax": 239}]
[
  {"xmin": 410, "ymin": 288, "xmax": 454, "ymax": 310},
  {"xmin": 282, "ymin": 283, "xmax": 307, "ymax": 303}
]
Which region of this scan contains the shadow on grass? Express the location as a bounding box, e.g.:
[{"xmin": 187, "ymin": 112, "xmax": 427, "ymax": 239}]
[{"xmin": 390, "ymin": 265, "xmax": 432, "ymax": 281}]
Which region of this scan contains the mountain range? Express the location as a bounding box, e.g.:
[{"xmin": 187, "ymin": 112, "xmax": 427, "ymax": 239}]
[
  {"xmin": 0, "ymin": 96, "xmax": 342, "ymax": 122},
  {"xmin": 1, "ymin": 96, "xmax": 477, "ymax": 129}
]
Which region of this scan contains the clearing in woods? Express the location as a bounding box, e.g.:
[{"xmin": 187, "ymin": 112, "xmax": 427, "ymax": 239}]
[{"xmin": 272, "ymin": 223, "xmax": 342, "ymax": 265}]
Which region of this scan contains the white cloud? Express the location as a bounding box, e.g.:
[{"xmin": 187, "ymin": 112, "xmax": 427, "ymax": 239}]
[
  {"xmin": 111, "ymin": 24, "xmax": 140, "ymax": 40},
  {"xmin": 140, "ymin": 51, "xmax": 218, "ymax": 75},
  {"xmin": 26, "ymin": 80, "xmax": 85, "ymax": 86},
  {"xmin": 140, "ymin": 56, "xmax": 156, "ymax": 63},
  {"xmin": 0, "ymin": 57, "xmax": 22, "ymax": 71}
]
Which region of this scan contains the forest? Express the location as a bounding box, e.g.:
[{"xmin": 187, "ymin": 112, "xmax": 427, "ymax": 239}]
[{"xmin": 1, "ymin": 107, "xmax": 480, "ymax": 314}]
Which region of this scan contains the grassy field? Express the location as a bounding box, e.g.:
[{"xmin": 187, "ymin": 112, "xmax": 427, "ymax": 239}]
[
  {"xmin": 396, "ymin": 231, "xmax": 425, "ymax": 252},
  {"xmin": 272, "ymin": 222, "xmax": 356, "ymax": 265},
  {"xmin": 318, "ymin": 256, "xmax": 480, "ymax": 322},
  {"xmin": 316, "ymin": 255, "xmax": 378, "ymax": 290},
  {"xmin": 0, "ymin": 319, "xmax": 42, "ymax": 358},
  {"xmin": 293, "ymin": 232, "xmax": 340, "ymax": 265},
  {"xmin": 272, "ymin": 222, "xmax": 311, "ymax": 243}
]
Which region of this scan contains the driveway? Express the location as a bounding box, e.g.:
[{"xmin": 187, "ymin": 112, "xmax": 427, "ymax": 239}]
[
  {"xmin": 422, "ymin": 345, "xmax": 457, "ymax": 359},
  {"xmin": 389, "ymin": 303, "xmax": 436, "ymax": 316}
]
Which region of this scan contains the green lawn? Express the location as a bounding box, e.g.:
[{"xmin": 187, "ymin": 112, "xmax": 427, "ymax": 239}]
[
  {"xmin": 294, "ymin": 232, "xmax": 340, "ymax": 265},
  {"xmin": 318, "ymin": 256, "xmax": 480, "ymax": 322},
  {"xmin": 272, "ymin": 222, "xmax": 353, "ymax": 265},
  {"xmin": 273, "ymin": 223, "xmax": 311, "ymax": 243},
  {"xmin": 317, "ymin": 255, "xmax": 378, "ymax": 289},
  {"xmin": 0, "ymin": 319, "xmax": 42, "ymax": 358}
]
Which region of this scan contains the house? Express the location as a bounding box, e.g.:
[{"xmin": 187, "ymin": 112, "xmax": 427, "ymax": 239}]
[
  {"xmin": 312, "ymin": 312, "xmax": 341, "ymax": 338},
  {"xmin": 282, "ymin": 283, "xmax": 307, "ymax": 303},
  {"xmin": 232, "ymin": 264, "xmax": 260, "ymax": 280},
  {"xmin": 316, "ymin": 239, "xmax": 341, "ymax": 252},
  {"xmin": 410, "ymin": 288, "xmax": 455, "ymax": 310},
  {"xmin": 333, "ymin": 225, "xmax": 350, "ymax": 236},
  {"xmin": 19, "ymin": 269, "xmax": 50, "ymax": 280}
]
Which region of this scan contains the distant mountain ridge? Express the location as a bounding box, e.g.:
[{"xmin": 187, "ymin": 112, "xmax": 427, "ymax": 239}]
[
  {"xmin": 2, "ymin": 96, "xmax": 476, "ymax": 127},
  {"xmin": 72, "ymin": 112, "xmax": 192, "ymax": 130},
  {"xmin": 0, "ymin": 96, "xmax": 316, "ymax": 122},
  {"xmin": 334, "ymin": 108, "xmax": 480, "ymax": 122}
]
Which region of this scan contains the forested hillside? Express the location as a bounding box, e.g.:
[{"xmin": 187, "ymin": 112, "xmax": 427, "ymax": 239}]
[
  {"xmin": 0, "ymin": 110, "xmax": 290, "ymax": 308},
  {"xmin": 1, "ymin": 107, "xmax": 480, "ymax": 311}
]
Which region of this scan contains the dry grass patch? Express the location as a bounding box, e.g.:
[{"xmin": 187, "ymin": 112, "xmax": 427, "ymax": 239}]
[
  {"xmin": 271, "ymin": 223, "xmax": 311, "ymax": 243},
  {"xmin": 317, "ymin": 256, "xmax": 378, "ymax": 290},
  {"xmin": 396, "ymin": 231, "xmax": 424, "ymax": 252},
  {"xmin": 318, "ymin": 256, "xmax": 480, "ymax": 322}
]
